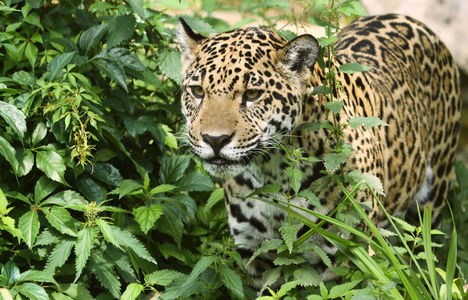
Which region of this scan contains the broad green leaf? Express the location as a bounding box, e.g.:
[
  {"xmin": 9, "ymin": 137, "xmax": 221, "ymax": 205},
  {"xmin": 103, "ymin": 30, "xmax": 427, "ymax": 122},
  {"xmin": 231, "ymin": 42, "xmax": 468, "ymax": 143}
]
[
  {"xmin": 293, "ymin": 265, "xmax": 321, "ymax": 287},
  {"xmin": 110, "ymin": 225, "xmax": 156, "ymax": 264},
  {"xmin": 133, "ymin": 205, "xmax": 164, "ymax": 234},
  {"xmin": 204, "ymin": 188, "xmax": 224, "ymax": 212},
  {"xmin": 76, "ymin": 176, "xmax": 104, "ymax": 202},
  {"xmin": 34, "ymin": 176, "xmax": 59, "ymax": 203},
  {"xmin": 36, "ymin": 150, "xmax": 68, "ymax": 186},
  {"xmin": 42, "ymin": 190, "xmax": 87, "ymax": 208},
  {"xmin": 247, "ymin": 239, "xmax": 283, "ymax": 266},
  {"xmin": 285, "ymin": 167, "xmax": 302, "ymax": 195},
  {"xmin": 158, "ymin": 206, "xmax": 184, "ymax": 248},
  {"xmin": 349, "ymin": 116, "xmax": 388, "ymax": 130},
  {"xmin": 19, "ymin": 210, "xmax": 40, "ymax": 248},
  {"xmin": 117, "ymin": 179, "xmax": 142, "ymax": 199},
  {"xmin": 145, "ymin": 269, "xmax": 184, "ymax": 286},
  {"xmin": 277, "ymin": 281, "xmax": 301, "ymax": 297},
  {"xmin": 92, "ymin": 59, "xmax": 128, "ymax": 92},
  {"xmin": 2, "ymin": 261, "xmax": 20, "ymax": 287},
  {"xmin": 90, "ymin": 163, "xmax": 123, "ymax": 187},
  {"xmin": 94, "ymin": 48, "xmax": 145, "ymax": 72},
  {"xmin": 348, "ymin": 171, "xmax": 385, "ymax": 195},
  {"xmin": 0, "ymin": 101, "xmax": 27, "ymax": 139},
  {"xmin": 312, "ymin": 85, "xmax": 330, "ymax": 95},
  {"xmin": 89, "ymin": 249, "xmax": 121, "ymax": 298},
  {"xmin": 96, "ymin": 219, "xmax": 120, "ymax": 249},
  {"xmin": 23, "ymin": 12, "xmax": 43, "ymax": 29},
  {"xmin": 44, "ymin": 239, "xmax": 75, "ymax": 273},
  {"xmin": 0, "ymin": 187, "xmax": 7, "ymax": 215},
  {"xmin": 74, "ymin": 227, "xmax": 94, "ymax": 282},
  {"xmin": 323, "ymin": 151, "xmax": 349, "ymax": 173},
  {"xmin": 337, "ymin": 0, "xmax": 367, "ymax": 16},
  {"xmin": 250, "ymin": 0, "xmax": 290, "ymax": 9},
  {"xmin": 25, "ymin": 41, "xmax": 38, "ymax": 69},
  {"xmin": 44, "ymin": 207, "xmax": 77, "ymax": 237},
  {"xmin": 176, "ymin": 171, "xmax": 214, "ymax": 192},
  {"xmin": 150, "ymin": 184, "xmax": 176, "ymax": 195},
  {"xmin": 202, "ymin": 0, "xmax": 217, "ymax": 13},
  {"xmin": 16, "ymin": 148, "xmax": 34, "ymax": 177},
  {"xmin": 16, "ymin": 270, "xmax": 58, "ymax": 286},
  {"xmin": 185, "ymin": 256, "xmax": 217, "ymax": 287},
  {"xmin": 0, "ymin": 134, "xmax": 19, "ymax": 176},
  {"xmin": 298, "ymin": 191, "xmax": 321, "ymax": 207},
  {"xmin": 219, "ymin": 267, "xmax": 244, "ymax": 298},
  {"xmin": 246, "ymin": 184, "xmax": 281, "ymax": 199},
  {"xmin": 261, "ymin": 267, "xmax": 282, "ymax": 292},
  {"xmin": 58, "ymin": 284, "xmax": 93, "ymax": 299},
  {"xmin": 107, "ymin": 15, "xmax": 136, "ymax": 48},
  {"xmin": 121, "ymin": 283, "xmax": 144, "ymax": 300},
  {"xmin": 325, "ymin": 101, "xmax": 344, "ymax": 115},
  {"xmin": 16, "ymin": 282, "xmax": 49, "ymax": 300},
  {"xmin": 339, "ymin": 62, "xmax": 373, "ymax": 74},
  {"xmin": 179, "ymin": 17, "xmax": 217, "ymax": 34},
  {"xmin": 159, "ymin": 155, "xmax": 190, "ymax": 184},
  {"xmin": 295, "ymin": 122, "xmax": 322, "ymax": 132},
  {"xmin": 329, "ymin": 280, "xmax": 361, "ymax": 298},
  {"xmin": 273, "ymin": 256, "xmax": 307, "ymax": 265},
  {"xmin": 79, "ymin": 24, "xmax": 108, "ymax": 52},
  {"xmin": 31, "ymin": 122, "xmax": 47, "ymax": 146},
  {"xmin": 279, "ymin": 224, "xmax": 300, "ymax": 254},
  {"xmin": 104, "ymin": 246, "xmax": 138, "ymax": 284},
  {"xmin": 157, "ymin": 50, "xmax": 182, "ymax": 84},
  {"xmin": 317, "ymin": 35, "xmax": 338, "ymax": 47},
  {"xmin": 12, "ymin": 70, "xmax": 37, "ymax": 86},
  {"xmin": 127, "ymin": 0, "xmax": 145, "ymax": 18},
  {"xmin": 161, "ymin": 275, "xmax": 200, "ymax": 300},
  {"xmin": 48, "ymin": 52, "xmax": 76, "ymax": 80}
]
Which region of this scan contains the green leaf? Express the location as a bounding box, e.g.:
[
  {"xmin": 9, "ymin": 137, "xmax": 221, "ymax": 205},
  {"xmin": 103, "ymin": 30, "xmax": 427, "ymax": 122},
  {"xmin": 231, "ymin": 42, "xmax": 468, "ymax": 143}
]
[
  {"xmin": 158, "ymin": 206, "xmax": 184, "ymax": 248},
  {"xmin": 44, "ymin": 239, "xmax": 75, "ymax": 273},
  {"xmin": 279, "ymin": 224, "xmax": 300, "ymax": 254},
  {"xmin": 323, "ymin": 152, "xmax": 349, "ymax": 173},
  {"xmin": 347, "ymin": 171, "xmax": 385, "ymax": 195},
  {"xmin": 19, "ymin": 210, "xmax": 40, "ymax": 248},
  {"xmin": 121, "ymin": 283, "xmax": 144, "ymax": 300},
  {"xmin": 317, "ymin": 35, "xmax": 338, "ymax": 47},
  {"xmin": 0, "ymin": 188, "xmax": 7, "ymax": 215},
  {"xmin": 219, "ymin": 267, "xmax": 244, "ymax": 298},
  {"xmin": 76, "ymin": 176, "xmax": 104, "ymax": 202},
  {"xmin": 159, "ymin": 155, "xmax": 190, "ymax": 184},
  {"xmin": 42, "ymin": 190, "xmax": 88, "ymax": 208},
  {"xmin": 96, "ymin": 219, "xmax": 120, "ymax": 249},
  {"xmin": 110, "ymin": 225, "xmax": 156, "ymax": 264},
  {"xmin": 0, "ymin": 135, "xmax": 19, "ymax": 176},
  {"xmin": 246, "ymin": 184, "xmax": 281, "ymax": 199},
  {"xmin": 297, "ymin": 191, "xmax": 321, "ymax": 207},
  {"xmin": 107, "ymin": 15, "xmax": 136, "ymax": 48},
  {"xmin": 247, "ymin": 239, "xmax": 283, "ymax": 266},
  {"xmin": 157, "ymin": 50, "xmax": 182, "ymax": 84},
  {"xmin": 329, "ymin": 280, "xmax": 361, "ymax": 298},
  {"xmin": 48, "ymin": 52, "xmax": 76, "ymax": 80},
  {"xmin": 31, "ymin": 122, "xmax": 47, "ymax": 146},
  {"xmin": 117, "ymin": 179, "xmax": 142, "ymax": 199},
  {"xmin": 249, "ymin": 0, "xmax": 290, "ymax": 9},
  {"xmin": 95, "ymin": 48, "xmax": 145, "ymax": 72},
  {"xmin": 58, "ymin": 283, "xmax": 93, "ymax": 299},
  {"xmin": 339, "ymin": 62, "xmax": 373, "ymax": 74},
  {"xmin": 74, "ymin": 227, "xmax": 94, "ymax": 282},
  {"xmin": 293, "ymin": 265, "xmax": 321, "ymax": 287},
  {"xmin": 16, "ymin": 270, "xmax": 58, "ymax": 286},
  {"xmin": 89, "ymin": 248, "xmax": 121, "ymax": 298},
  {"xmin": 104, "ymin": 246, "xmax": 138, "ymax": 284},
  {"xmin": 185, "ymin": 256, "xmax": 217, "ymax": 287},
  {"xmin": 273, "ymin": 256, "xmax": 307, "ymax": 265},
  {"xmin": 44, "ymin": 207, "xmax": 77, "ymax": 236},
  {"xmin": 92, "ymin": 59, "xmax": 128, "ymax": 92},
  {"xmin": 2, "ymin": 261, "xmax": 20, "ymax": 287},
  {"xmin": 179, "ymin": 17, "xmax": 217, "ymax": 34},
  {"xmin": 349, "ymin": 116, "xmax": 388, "ymax": 130},
  {"xmin": 34, "ymin": 176, "xmax": 59, "ymax": 203},
  {"xmin": 261, "ymin": 267, "xmax": 282, "ymax": 292},
  {"xmin": 25, "ymin": 41, "xmax": 38, "ymax": 69},
  {"xmin": 145, "ymin": 269, "xmax": 184, "ymax": 286},
  {"xmin": 176, "ymin": 171, "xmax": 214, "ymax": 191},
  {"xmin": 36, "ymin": 150, "xmax": 68, "ymax": 186},
  {"xmin": 325, "ymin": 101, "xmax": 344, "ymax": 115},
  {"xmin": 90, "ymin": 163, "xmax": 122, "ymax": 187},
  {"xmin": 127, "ymin": 0, "xmax": 145, "ymax": 18},
  {"xmin": 16, "ymin": 148, "xmax": 34, "ymax": 177},
  {"xmin": 0, "ymin": 101, "xmax": 27, "ymax": 139},
  {"xmin": 23, "ymin": 12, "xmax": 43, "ymax": 29},
  {"xmin": 285, "ymin": 167, "xmax": 302, "ymax": 195},
  {"xmin": 79, "ymin": 24, "xmax": 108, "ymax": 52},
  {"xmin": 134, "ymin": 205, "xmax": 164, "ymax": 234},
  {"xmin": 16, "ymin": 282, "xmax": 49, "ymax": 300},
  {"xmin": 337, "ymin": 0, "xmax": 367, "ymax": 16},
  {"xmin": 202, "ymin": 0, "xmax": 217, "ymax": 13},
  {"xmin": 150, "ymin": 184, "xmax": 176, "ymax": 195},
  {"xmin": 204, "ymin": 188, "xmax": 224, "ymax": 212}
]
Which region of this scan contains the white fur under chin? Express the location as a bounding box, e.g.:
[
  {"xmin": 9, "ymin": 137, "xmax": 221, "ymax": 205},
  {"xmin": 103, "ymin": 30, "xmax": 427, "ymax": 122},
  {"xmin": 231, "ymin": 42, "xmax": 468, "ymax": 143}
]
[{"xmin": 202, "ymin": 161, "xmax": 244, "ymax": 179}]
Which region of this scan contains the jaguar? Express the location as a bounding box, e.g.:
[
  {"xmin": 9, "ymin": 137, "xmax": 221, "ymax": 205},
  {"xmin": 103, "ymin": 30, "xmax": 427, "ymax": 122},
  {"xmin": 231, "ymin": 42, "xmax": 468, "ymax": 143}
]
[{"xmin": 177, "ymin": 14, "xmax": 461, "ymax": 287}]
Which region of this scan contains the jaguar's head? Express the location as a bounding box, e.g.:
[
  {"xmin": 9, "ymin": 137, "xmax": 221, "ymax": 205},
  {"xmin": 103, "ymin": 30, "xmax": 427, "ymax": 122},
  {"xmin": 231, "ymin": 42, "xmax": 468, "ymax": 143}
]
[{"xmin": 178, "ymin": 19, "xmax": 320, "ymax": 178}]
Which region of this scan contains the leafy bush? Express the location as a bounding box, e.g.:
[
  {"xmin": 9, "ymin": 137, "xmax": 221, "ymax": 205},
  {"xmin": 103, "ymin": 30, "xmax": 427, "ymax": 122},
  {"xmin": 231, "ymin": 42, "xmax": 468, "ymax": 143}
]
[{"xmin": 0, "ymin": 0, "xmax": 466, "ymax": 299}]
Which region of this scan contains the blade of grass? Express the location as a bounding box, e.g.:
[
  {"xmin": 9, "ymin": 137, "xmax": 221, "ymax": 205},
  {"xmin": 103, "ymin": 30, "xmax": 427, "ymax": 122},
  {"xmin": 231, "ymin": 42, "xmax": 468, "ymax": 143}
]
[
  {"xmin": 445, "ymin": 202, "xmax": 457, "ymax": 300},
  {"xmin": 422, "ymin": 206, "xmax": 440, "ymax": 299}
]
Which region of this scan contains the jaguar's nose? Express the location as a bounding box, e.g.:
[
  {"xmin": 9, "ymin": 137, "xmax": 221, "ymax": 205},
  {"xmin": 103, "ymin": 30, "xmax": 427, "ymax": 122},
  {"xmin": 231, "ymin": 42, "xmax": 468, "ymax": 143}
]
[{"xmin": 202, "ymin": 133, "xmax": 235, "ymax": 156}]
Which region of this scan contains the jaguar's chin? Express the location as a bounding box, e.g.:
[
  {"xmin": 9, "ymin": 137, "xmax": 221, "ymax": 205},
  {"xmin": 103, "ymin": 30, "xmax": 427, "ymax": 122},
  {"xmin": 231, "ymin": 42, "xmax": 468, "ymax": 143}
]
[{"xmin": 202, "ymin": 159, "xmax": 245, "ymax": 179}]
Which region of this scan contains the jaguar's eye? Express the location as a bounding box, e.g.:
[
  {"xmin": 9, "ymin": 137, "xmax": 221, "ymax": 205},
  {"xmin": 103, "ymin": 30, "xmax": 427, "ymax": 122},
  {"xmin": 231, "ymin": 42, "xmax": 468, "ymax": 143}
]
[
  {"xmin": 190, "ymin": 86, "xmax": 205, "ymax": 98},
  {"xmin": 244, "ymin": 89, "xmax": 263, "ymax": 101}
]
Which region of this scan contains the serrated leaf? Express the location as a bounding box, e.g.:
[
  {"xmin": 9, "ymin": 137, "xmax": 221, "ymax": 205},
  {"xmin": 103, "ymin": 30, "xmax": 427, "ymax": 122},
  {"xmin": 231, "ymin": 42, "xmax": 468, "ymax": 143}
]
[
  {"xmin": 298, "ymin": 191, "xmax": 321, "ymax": 207},
  {"xmin": 329, "ymin": 280, "xmax": 361, "ymax": 298},
  {"xmin": 161, "ymin": 275, "xmax": 199, "ymax": 300},
  {"xmin": 180, "ymin": 17, "xmax": 217, "ymax": 34},
  {"xmin": 184, "ymin": 256, "xmax": 217, "ymax": 287},
  {"xmin": 76, "ymin": 176, "xmax": 103, "ymax": 202},
  {"xmin": 337, "ymin": 0, "xmax": 367, "ymax": 16},
  {"xmin": 247, "ymin": 184, "xmax": 281, "ymax": 199},
  {"xmin": 117, "ymin": 179, "xmax": 142, "ymax": 199},
  {"xmin": 285, "ymin": 167, "xmax": 302, "ymax": 195},
  {"xmin": 204, "ymin": 188, "xmax": 224, "ymax": 212},
  {"xmin": 110, "ymin": 225, "xmax": 156, "ymax": 264},
  {"xmin": 261, "ymin": 267, "xmax": 282, "ymax": 292},
  {"xmin": 2, "ymin": 261, "xmax": 20, "ymax": 286},
  {"xmin": 74, "ymin": 227, "xmax": 94, "ymax": 282},
  {"xmin": 134, "ymin": 205, "xmax": 164, "ymax": 234},
  {"xmin": 107, "ymin": 15, "xmax": 136, "ymax": 48},
  {"xmin": 219, "ymin": 267, "xmax": 244, "ymax": 298},
  {"xmin": 95, "ymin": 219, "xmax": 120, "ymax": 250},
  {"xmin": 324, "ymin": 152, "xmax": 349, "ymax": 173},
  {"xmin": 89, "ymin": 249, "xmax": 121, "ymax": 298},
  {"xmin": 150, "ymin": 184, "xmax": 176, "ymax": 195},
  {"xmin": 19, "ymin": 210, "xmax": 40, "ymax": 248},
  {"xmin": 159, "ymin": 155, "xmax": 190, "ymax": 184},
  {"xmin": 127, "ymin": 0, "xmax": 145, "ymax": 18},
  {"xmin": 0, "ymin": 135, "xmax": 19, "ymax": 175},
  {"xmin": 157, "ymin": 50, "xmax": 182, "ymax": 84},
  {"xmin": 325, "ymin": 101, "xmax": 344, "ymax": 115},
  {"xmin": 273, "ymin": 256, "xmax": 307, "ymax": 265},
  {"xmin": 347, "ymin": 171, "xmax": 385, "ymax": 195},
  {"xmin": 92, "ymin": 59, "xmax": 128, "ymax": 92},
  {"xmin": 44, "ymin": 207, "xmax": 77, "ymax": 236},
  {"xmin": 277, "ymin": 280, "xmax": 301, "ymax": 297},
  {"xmin": 58, "ymin": 284, "xmax": 93, "ymax": 299},
  {"xmin": 42, "ymin": 190, "xmax": 87, "ymax": 208},
  {"xmin": 16, "ymin": 282, "xmax": 49, "ymax": 300},
  {"xmin": 44, "ymin": 239, "xmax": 75, "ymax": 273},
  {"xmin": 176, "ymin": 171, "xmax": 214, "ymax": 191},
  {"xmin": 145, "ymin": 269, "xmax": 185, "ymax": 286},
  {"xmin": 311, "ymin": 245, "xmax": 333, "ymax": 269},
  {"xmin": 0, "ymin": 101, "xmax": 27, "ymax": 139},
  {"xmin": 279, "ymin": 224, "xmax": 300, "ymax": 254},
  {"xmin": 36, "ymin": 150, "xmax": 68, "ymax": 186},
  {"xmin": 247, "ymin": 239, "xmax": 283, "ymax": 266},
  {"xmin": 94, "ymin": 48, "xmax": 145, "ymax": 72},
  {"xmin": 311, "ymin": 85, "xmax": 330, "ymax": 95},
  {"xmin": 16, "ymin": 270, "xmax": 58, "ymax": 286},
  {"xmin": 339, "ymin": 62, "xmax": 372, "ymax": 74},
  {"xmin": 104, "ymin": 246, "xmax": 137, "ymax": 284},
  {"xmin": 317, "ymin": 35, "xmax": 338, "ymax": 47},
  {"xmin": 159, "ymin": 206, "xmax": 184, "ymax": 248},
  {"xmin": 35, "ymin": 229, "xmax": 60, "ymax": 246},
  {"xmin": 121, "ymin": 283, "xmax": 144, "ymax": 300},
  {"xmin": 48, "ymin": 52, "xmax": 76, "ymax": 80},
  {"xmin": 349, "ymin": 116, "xmax": 388, "ymax": 130},
  {"xmin": 90, "ymin": 163, "xmax": 122, "ymax": 187},
  {"xmin": 293, "ymin": 265, "xmax": 321, "ymax": 287}
]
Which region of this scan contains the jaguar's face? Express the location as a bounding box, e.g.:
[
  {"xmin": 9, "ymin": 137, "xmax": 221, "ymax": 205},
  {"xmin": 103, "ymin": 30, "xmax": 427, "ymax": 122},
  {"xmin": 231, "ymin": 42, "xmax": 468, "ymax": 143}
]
[{"xmin": 178, "ymin": 20, "xmax": 319, "ymax": 178}]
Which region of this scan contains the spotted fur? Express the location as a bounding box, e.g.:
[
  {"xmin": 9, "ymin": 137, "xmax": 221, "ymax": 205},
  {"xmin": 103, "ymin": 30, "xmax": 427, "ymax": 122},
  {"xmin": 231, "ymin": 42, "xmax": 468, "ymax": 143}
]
[{"xmin": 178, "ymin": 14, "xmax": 461, "ymax": 287}]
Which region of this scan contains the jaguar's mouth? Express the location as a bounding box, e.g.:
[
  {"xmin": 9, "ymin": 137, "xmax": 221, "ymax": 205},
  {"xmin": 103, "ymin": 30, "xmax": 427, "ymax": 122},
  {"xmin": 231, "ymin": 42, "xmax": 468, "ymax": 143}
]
[{"xmin": 206, "ymin": 157, "xmax": 242, "ymax": 166}]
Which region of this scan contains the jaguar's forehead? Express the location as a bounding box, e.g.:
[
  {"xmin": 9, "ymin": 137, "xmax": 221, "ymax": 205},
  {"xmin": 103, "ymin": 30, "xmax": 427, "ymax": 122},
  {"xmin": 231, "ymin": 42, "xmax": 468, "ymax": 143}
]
[{"xmin": 185, "ymin": 27, "xmax": 288, "ymax": 87}]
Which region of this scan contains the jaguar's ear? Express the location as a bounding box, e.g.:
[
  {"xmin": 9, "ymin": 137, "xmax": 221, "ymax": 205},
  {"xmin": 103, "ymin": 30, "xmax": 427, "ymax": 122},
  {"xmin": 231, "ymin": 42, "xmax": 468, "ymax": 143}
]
[
  {"xmin": 277, "ymin": 34, "xmax": 320, "ymax": 78},
  {"xmin": 178, "ymin": 18, "xmax": 207, "ymax": 70}
]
